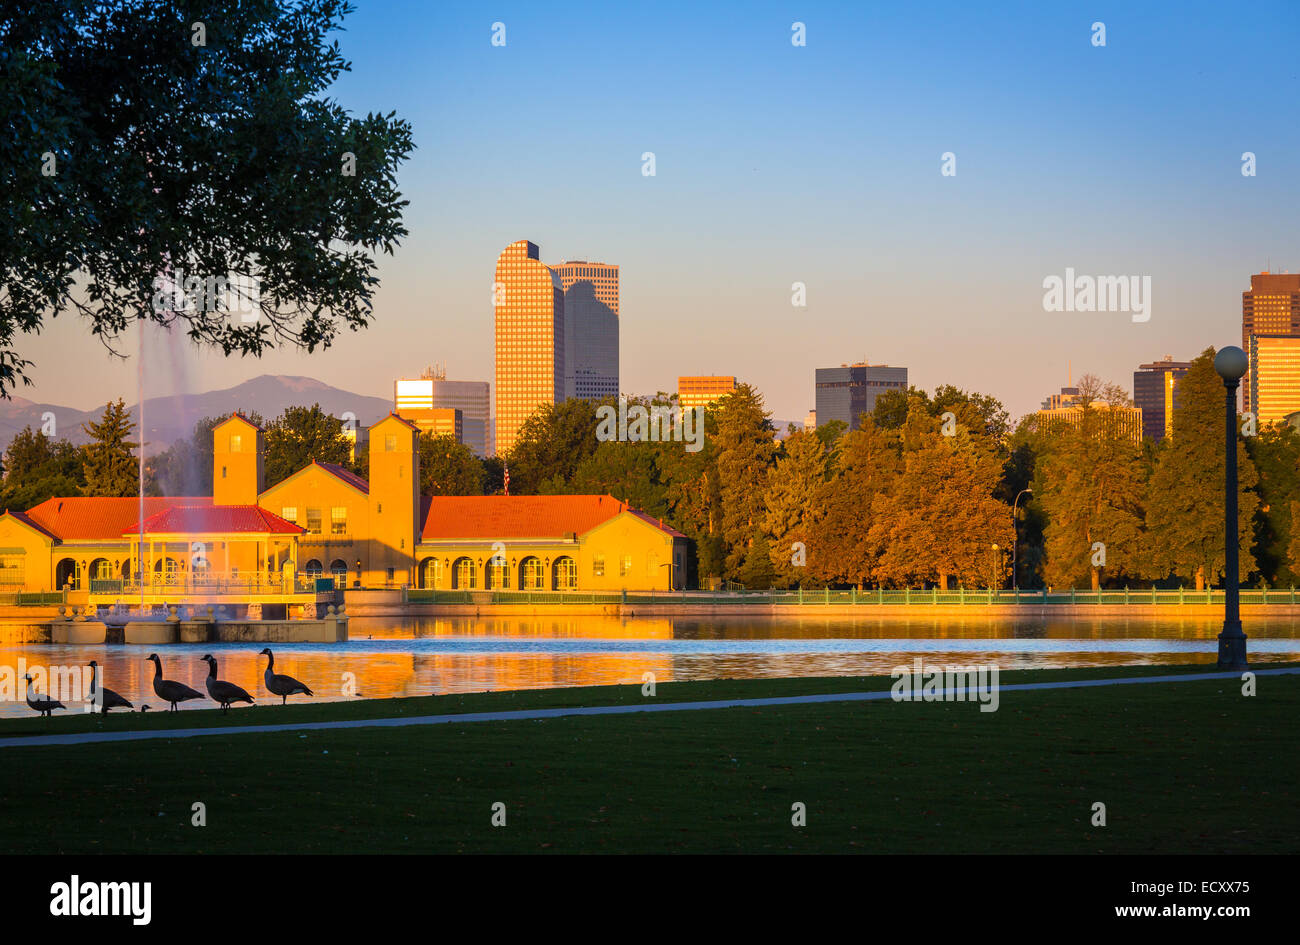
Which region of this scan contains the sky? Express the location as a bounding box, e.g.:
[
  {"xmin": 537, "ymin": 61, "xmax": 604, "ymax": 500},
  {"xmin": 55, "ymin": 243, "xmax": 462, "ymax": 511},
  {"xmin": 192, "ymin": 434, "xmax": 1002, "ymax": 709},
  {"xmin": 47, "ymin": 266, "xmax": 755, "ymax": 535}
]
[{"xmin": 18, "ymin": 0, "xmax": 1300, "ymax": 425}]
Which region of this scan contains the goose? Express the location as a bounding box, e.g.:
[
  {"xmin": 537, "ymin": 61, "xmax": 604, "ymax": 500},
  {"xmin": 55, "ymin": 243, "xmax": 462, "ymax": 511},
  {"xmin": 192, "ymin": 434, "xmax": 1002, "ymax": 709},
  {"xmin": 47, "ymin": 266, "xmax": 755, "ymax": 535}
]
[
  {"xmin": 24, "ymin": 674, "xmax": 65, "ymax": 717},
  {"xmin": 258, "ymin": 648, "xmax": 313, "ymax": 705},
  {"xmin": 199, "ymin": 654, "xmax": 253, "ymax": 713},
  {"xmin": 88, "ymin": 660, "xmax": 133, "ymax": 713},
  {"xmin": 146, "ymin": 653, "xmax": 203, "ymax": 711}
]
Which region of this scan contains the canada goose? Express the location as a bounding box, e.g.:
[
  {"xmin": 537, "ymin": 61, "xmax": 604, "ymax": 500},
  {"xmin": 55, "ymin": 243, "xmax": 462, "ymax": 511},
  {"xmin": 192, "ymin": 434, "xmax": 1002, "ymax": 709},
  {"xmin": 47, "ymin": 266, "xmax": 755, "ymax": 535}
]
[
  {"xmin": 24, "ymin": 675, "xmax": 65, "ymax": 717},
  {"xmin": 258, "ymin": 648, "xmax": 313, "ymax": 705},
  {"xmin": 199, "ymin": 654, "xmax": 253, "ymax": 713},
  {"xmin": 146, "ymin": 653, "xmax": 203, "ymax": 711},
  {"xmin": 88, "ymin": 660, "xmax": 133, "ymax": 713}
]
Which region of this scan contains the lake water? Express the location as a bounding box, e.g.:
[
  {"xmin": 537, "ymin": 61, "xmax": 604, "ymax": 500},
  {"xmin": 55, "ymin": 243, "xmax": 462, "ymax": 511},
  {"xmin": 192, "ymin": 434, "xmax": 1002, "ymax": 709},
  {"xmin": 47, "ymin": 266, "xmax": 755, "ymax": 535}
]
[{"xmin": 3, "ymin": 613, "xmax": 1298, "ymax": 718}]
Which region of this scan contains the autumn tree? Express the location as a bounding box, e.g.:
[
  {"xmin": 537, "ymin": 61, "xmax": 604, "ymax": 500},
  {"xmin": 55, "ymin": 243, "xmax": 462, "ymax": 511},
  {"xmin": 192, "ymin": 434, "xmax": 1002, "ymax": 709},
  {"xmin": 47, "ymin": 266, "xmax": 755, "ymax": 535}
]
[
  {"xmin": 806, "ymin": 419, "xmax": 896, "ymax": 587},
  {"xmin": 1145, "ymin": 349, "xmax": 1258, "ymax": 589},
  {"xmin": 1033, "ymin": 390, "xmax": 1147, "ymax": 589},
  {"xmin": 1245, "ymin": 422, "xmax": 1300, "ymax": 585},
  {"xmin": 762, "ymin": 429, "xmax": 828, "ymax": 587}
]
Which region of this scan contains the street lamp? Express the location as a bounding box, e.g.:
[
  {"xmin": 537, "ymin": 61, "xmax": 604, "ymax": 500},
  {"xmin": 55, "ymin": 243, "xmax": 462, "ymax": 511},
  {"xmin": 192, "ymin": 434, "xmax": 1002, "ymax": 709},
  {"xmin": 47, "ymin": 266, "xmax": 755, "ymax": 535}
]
[
  {"xmin": 991, "ymin": 543, "xmax": 1000, "ymax": 591},
  {"xmin": 1214, "ymin": 346, "xmax": 1249, "ymax": 669},
  {"xmin": 1013, "ymin": 487, "xmax": 1032, "ymax": 591}
]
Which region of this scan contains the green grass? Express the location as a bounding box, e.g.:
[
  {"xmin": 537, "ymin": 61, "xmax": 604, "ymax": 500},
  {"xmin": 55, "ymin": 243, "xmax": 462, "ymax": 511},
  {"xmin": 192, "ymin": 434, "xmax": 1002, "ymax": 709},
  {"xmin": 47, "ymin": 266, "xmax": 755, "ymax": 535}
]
[{"xmin": 1, "ymin": 663, "xmax": 1296, "ymax": 854}]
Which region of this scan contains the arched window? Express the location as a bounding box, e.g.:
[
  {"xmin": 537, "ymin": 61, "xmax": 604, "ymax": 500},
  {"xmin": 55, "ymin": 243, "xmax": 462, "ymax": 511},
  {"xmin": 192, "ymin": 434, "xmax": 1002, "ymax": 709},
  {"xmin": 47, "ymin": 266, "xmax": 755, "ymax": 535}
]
[
  {"xmin": 153, "ymin": 557, "xmax": 179, "ymax": 585},
  {"xmin": 519, "ymin": 556, "xmax": 543, "ymax": 590},
  {"xmin": 418, "ymin": 557, "xmax": 442, "ymax": 589},
  {"xmin": 452, "ymin": 557, "xmax": 477, "ymax": 590},
  {"xmin": 553, "ymin": 556, "xmax": 577, "ymax": 591},
  {"xmin": 330, "ymin": 559, "xmax": 348, "ymax": 584},
  {"xmin": 304, "ymin": 559, "xmax": 323, "ymax": 577}
]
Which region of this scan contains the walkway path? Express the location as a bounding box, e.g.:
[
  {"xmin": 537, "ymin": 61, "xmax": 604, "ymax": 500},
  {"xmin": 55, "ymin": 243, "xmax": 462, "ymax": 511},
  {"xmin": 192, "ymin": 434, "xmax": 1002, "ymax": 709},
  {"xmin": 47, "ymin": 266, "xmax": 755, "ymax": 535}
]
[{"xmin": 1, "ymin": 667, "xmax": 1294, "ymax": 750}]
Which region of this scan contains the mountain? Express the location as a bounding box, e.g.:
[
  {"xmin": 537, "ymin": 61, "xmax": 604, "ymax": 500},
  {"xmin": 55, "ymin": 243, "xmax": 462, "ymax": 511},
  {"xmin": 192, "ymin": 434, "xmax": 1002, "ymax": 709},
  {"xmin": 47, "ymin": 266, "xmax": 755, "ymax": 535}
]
[{"xmin": 0, "ymin": 375, "xmax": 393, "ymax": 449}]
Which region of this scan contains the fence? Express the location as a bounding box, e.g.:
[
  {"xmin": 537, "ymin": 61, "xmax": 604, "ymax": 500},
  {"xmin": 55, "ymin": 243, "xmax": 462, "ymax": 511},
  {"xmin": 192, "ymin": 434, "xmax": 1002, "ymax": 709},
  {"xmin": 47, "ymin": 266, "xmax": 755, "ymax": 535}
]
[{"xmin": 404, "ymin": 587, "xmax": 1300, "ymax": 606}]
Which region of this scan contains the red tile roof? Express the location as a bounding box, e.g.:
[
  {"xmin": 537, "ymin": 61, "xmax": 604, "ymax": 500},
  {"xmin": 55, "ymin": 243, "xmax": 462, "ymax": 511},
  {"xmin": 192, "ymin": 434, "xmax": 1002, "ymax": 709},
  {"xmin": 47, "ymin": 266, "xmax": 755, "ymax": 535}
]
[
  {"xmin": 124, "ymin": 505, "xmax": 305, "ymax": 535},
  {"xmin": 419, "ymin": 494, "xmax": 683, "ymax": 541},
  {"xmin": 24, "ymin": 497, "xmax": 212, "ymax": 541},
  {"xmin": 1, "ymin": 509, "xmax": 62, "ymax": 542},
  {"xmin": 315, "ymin": 462, "xmax": 370, "ymax": 495}
]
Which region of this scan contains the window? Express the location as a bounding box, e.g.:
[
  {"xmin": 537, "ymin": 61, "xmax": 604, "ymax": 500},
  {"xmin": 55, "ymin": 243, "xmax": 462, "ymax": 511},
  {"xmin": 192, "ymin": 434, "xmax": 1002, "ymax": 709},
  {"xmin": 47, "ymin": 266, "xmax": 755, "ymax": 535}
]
[
  {"xmin": 620, "ymin": 554, "xmax": 632, "ymax": 577},
  {"xmin": 331, "ymin": 507, "xmax": 347, "ymax": 535},
  {"xmin": 592, "ymin": 555, "xmax": 605, "ymax": 577},
  {"xmin": 386, "ymin": 567, "xmax": 394, "ymax": 583},
  {"xmin": 221, "ymin": 465, "xmax": 227, "ymax": 479},
  {"xmin": 385, "ymin": 434, "xmax": 397, "ymax": 452},
  {"xmin": 554, "ymin": 556, "xmax": 577, "ymax": 590},
  {"xmin": 306, "ymin": 508, "xmax": 322, "ymax": 534},
  {"xmin": 281, "ymin": 507, "xmax": 298, "ymax": 524},
  {"xmin": 229, "ymin": 434, "xmax": 242, "ymax": 452}
]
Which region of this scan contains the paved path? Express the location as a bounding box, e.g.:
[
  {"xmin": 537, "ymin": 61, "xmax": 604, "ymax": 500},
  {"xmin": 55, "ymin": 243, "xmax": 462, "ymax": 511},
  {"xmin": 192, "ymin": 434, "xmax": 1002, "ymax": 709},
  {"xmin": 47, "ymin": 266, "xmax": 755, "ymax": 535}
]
[{"xmin": 1, "ymin": 667, "xmax": 1294, "ymax": 750}]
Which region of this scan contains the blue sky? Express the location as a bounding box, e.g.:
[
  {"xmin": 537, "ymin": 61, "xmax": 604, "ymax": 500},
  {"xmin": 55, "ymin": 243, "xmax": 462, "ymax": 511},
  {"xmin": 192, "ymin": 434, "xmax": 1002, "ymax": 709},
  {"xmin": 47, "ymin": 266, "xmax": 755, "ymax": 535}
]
[{"xmin": 26, "ymin": 0, "xmax": 1300, "ymax": 425}]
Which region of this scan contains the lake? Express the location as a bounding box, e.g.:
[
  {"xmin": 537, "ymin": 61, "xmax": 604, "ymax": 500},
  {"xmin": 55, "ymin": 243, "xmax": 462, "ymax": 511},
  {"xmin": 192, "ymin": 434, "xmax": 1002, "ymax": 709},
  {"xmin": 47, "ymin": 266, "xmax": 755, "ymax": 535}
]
[{"xmin": 3, "ymin": 612, "xmax": 1298, "ymax": 717}]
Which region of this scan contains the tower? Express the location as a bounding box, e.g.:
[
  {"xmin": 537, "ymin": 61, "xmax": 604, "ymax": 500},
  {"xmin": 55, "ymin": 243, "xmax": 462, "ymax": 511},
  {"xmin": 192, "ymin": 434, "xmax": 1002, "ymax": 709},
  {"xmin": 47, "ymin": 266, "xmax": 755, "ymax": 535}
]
[
  {"xmin": 366, "ymin": 413, "xmax": 419, "ymax": 586},
  {"xmin": 211, "ymin": 414, "xmax": 263, "ymax": 505}
]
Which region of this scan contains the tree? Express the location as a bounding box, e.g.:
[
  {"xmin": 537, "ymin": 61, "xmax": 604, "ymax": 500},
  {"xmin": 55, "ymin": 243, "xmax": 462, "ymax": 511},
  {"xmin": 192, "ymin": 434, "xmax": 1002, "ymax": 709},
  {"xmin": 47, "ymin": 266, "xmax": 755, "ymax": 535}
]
[
  {"xmin": 712, "ymin": 384, "xmax": 776, "ymax": 575},
  {"xmin": 0, "ymin": 426, "xmax": 84, "ymax": 509},
  {"xmin": 506, "ymin": 398, "xmax": 604, "ymax": 494},
  {"xmin": 1032, "ymin": 390, "xmax": 1147, "ymax": 589},
  {"xmin": 806, "ymin": 418, "xmax": 896, "ymax": 587},
  {"xmin": 762, "ymin": 430, "xmax": 827, "ymax": 587},
  {"xmin": 263, "ymin": 404, "xmax": 350, "ymax": 488},
  {"xmin": 1245, "ymin": 422, "xmax": 1300, "ymax": 585},
  {"xmin": 418, "ymin": 433, "xmax": 484, "ymax": 496},
  {"xmin": 1145, "ymin": 349, "xmax": 1258, "ymax": 589},
  {"xmin": 81, "ymin": 399, "xmax": 138, "ymax": 497},
  {"xmin": 870, "ymin": 400, "xmax": 1013, "ymax": 589},
  {"xmin": 0, "ymin": 1, "xmax": 413, "ymax": 397}
]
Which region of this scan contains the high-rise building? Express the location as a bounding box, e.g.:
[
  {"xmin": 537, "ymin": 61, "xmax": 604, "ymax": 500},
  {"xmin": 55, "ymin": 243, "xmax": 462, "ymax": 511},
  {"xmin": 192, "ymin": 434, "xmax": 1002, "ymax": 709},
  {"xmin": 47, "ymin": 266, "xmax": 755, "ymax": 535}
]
[
  {"xmin": 678, "ymin": 376, "xmax": 737, "ymax": 411},
  {"xmin": 1036, "ymin": 385, "xmax": 1144, "ymax": 443},
  {"xmin": 494, "ymin": 240, "xmax": 564, "ymax": 456},
  {"xmin": 1247, "ymin": 335, "xmax": 1300, "ymax": 426},
  {"xmin": 814, "ymin": 362, "xmax": 908, "ymax": 430},
  {"xmin": 1133, "ymin": 356, "xmax": 1191, "ymax": 442},
  {"xmin": 548, "ymin": 259, "xmax": 619, "ymax": 401},
  {"xmin": 395, "ymin": 368, "xmax": 492, "ymax": 457},
  {"xmin": 804, "ymin": 409, "xmax": 817, "ymax": 431},
  {"xmin": 1242, "ymin": 272, "xmax": 1300, "ymax": 409}
]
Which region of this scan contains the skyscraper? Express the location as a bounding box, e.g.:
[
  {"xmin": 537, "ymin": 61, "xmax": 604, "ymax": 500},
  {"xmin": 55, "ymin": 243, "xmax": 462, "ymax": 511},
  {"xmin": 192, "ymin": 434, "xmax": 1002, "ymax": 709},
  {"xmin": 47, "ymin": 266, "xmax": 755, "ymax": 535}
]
[
  {"xmin": 549, "ymin": 259, "xmax": 619, "ymax": 401},
  {"xmin": 1242, "ymin": 272, "xmax": 1300, "ymax": 409},
  {"xmin": 814, "ymin": 362, "xmax": 908, "ymax": 430},
  {"xmin": 494, "ymin": 240, "xmax": 564, "ymax": 456},
  {"xmin": 1133, "ymin": 356, "xmax": 1191, "ymax": 442},
  {"xmin": 1247, "ymin": 335, "xmax": 1300, "ymax": 426}
]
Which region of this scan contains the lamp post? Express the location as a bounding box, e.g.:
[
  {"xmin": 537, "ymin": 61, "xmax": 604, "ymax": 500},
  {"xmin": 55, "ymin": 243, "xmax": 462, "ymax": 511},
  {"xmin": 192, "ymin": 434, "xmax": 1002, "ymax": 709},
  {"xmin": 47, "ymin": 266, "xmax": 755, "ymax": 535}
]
[
  {"xmin": 1214, "ymin": 346, "xmax": 1249, "ymax": 669},
  {"xmin": 991, "ymin": 543, "xmax": 1000, "ymax": 591},
  {"xmin": 1012, "ymin": 487, "xmax": 1032, "ymax": 591}
]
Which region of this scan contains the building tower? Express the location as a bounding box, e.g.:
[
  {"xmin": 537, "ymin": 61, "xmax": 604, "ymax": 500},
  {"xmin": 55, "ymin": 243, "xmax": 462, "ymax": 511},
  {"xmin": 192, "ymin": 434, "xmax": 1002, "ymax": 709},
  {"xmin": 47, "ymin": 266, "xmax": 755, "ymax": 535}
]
[
  {"xmin": 1242, "ymin": 272, "xmax": 1300, "ymax": 410},
  {"xmin": 1133, "ymin": 356, "xmax": 1191, "ymax": 442},
  {"xmin": 366, "ymin": 414, "xmax": 419, "ymax": 587},
  {"xmin": 548, "ymin": 259, "xmax": 620, "ymax": 401},
  {"xmin": 494, "ymin": 240, "xmax": 565, "ymax": 455},
  {"xmin": 212, "ymin": 413, "xmax": 263, "ymax": 505}
]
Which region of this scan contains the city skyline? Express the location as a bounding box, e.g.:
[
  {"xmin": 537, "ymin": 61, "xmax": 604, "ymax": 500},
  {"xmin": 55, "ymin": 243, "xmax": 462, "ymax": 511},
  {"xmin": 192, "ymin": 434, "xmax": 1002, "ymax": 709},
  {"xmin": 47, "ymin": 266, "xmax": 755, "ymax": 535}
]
[{"xmin": 8, "ymin": 1, "xmax": 1299, "ymax": 429}]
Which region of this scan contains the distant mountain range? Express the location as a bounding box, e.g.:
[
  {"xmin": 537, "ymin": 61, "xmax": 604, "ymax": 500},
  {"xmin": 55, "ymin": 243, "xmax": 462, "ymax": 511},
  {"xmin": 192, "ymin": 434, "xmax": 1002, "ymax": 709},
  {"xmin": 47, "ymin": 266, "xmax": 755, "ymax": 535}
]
[{"xmin": 0, "ymin": 375, "xmax": 393, "ymax": 449}]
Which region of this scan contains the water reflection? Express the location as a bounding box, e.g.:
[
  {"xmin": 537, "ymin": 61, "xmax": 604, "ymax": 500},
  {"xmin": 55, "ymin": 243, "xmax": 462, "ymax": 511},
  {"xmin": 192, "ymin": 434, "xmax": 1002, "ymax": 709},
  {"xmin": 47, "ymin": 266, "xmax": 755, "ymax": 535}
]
[{"xmin": 2, "ymin": 613, "xmax": 1297, "ymax": 718}]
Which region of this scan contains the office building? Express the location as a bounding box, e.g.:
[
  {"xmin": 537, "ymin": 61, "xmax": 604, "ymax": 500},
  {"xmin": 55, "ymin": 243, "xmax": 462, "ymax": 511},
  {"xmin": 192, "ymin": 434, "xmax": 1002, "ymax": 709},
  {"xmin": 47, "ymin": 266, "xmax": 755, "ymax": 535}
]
[
  {"xmin": 814, "ymin": 362, "xmax": 908, "ymax": 430},
  {"xmin": 678, "ymin": 376, "xmax": 737, "ymax": 411},
  {"xmin": 1133, "ymin": 356, "xmax": 1191, "ymax": 442},
  {"xmin": 548, "ymin": 259, "xmax": 619, "ymax": 401},
  {"xmin": 1036, "ymin": 385, "xmax": 1143, "ymax": 443},
  {"xmin": 395, "ymin": 368, "xmax": 491, "ymax": 457},
  {"xmin": 1242, "ymin": 272, "xmax": 1300, "ymax": 409},
  {"xmin": 1247, "ymin": 335, "xmax": 1300, "ymax": 426},
  {"xmin": 494, "ymin": 240, "xmax": 565, "ymax": 456}
]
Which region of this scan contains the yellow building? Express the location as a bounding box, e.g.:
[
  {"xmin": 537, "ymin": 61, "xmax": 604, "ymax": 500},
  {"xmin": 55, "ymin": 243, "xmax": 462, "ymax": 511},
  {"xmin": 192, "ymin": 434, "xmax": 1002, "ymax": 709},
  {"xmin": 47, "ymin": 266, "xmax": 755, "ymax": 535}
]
[
  {"xmin": 1247, "ymin": 334, "xmax": 1300, "ymax": 426},
  {"xmin": 677, "ymin": 375, "xmax": 737, "ymax": 411},
  {"xmin": 495, "ymin": 239, "xmax": 565, "ymax": 456},
  {"xmin": 0, "ymin": 412, "xmax": 688, "ymax": 594}
]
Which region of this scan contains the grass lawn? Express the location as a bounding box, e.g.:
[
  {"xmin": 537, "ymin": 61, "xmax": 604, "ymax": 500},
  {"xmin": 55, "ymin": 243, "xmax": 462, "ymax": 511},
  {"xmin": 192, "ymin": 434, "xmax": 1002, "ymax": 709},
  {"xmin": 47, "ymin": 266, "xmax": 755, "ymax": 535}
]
[{"xmin": 0, "ymin": 663, "xmax": 1295, "ymax": 854}]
